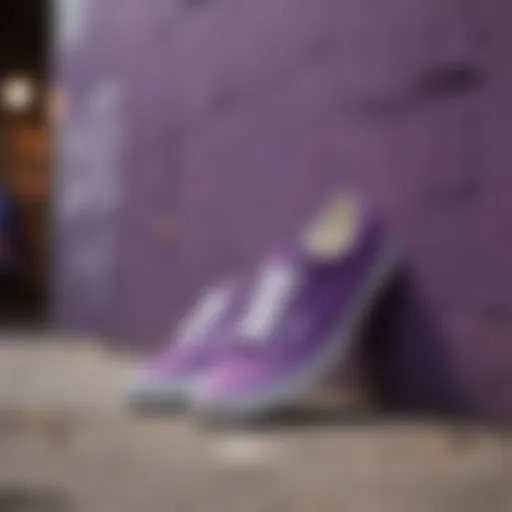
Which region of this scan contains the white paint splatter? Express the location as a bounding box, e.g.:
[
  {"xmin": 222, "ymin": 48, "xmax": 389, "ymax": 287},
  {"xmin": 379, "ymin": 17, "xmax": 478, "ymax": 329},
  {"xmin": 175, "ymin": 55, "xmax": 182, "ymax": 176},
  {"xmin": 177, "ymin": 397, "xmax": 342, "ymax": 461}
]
[
  {"xmin": 58, "ymin": 80, "xmax": 124, "ymax": 300},
  {"xmin": 57, "ymin": 0, "xmax": 88, "ymax": 50},
  {"xmin": 59, "ymin": 81, "xmax": 123, "ymax": 222}
]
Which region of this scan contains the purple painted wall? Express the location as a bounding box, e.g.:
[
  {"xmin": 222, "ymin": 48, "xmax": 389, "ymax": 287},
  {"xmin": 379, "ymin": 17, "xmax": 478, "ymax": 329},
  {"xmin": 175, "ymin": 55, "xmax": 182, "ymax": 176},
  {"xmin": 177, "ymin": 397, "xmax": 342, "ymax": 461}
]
[{"xmin": 56, "ymin": 0, "xmax": 512, "ymax": 420}]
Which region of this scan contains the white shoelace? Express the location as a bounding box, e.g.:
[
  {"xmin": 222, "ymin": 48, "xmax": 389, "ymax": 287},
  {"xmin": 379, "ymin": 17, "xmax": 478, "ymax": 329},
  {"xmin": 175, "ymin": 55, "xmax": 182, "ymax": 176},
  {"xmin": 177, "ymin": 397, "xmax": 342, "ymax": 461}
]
[
  {"xmin": 238, "ymin": 263, "xmax": 301, "ymax": 343},
  {"xmin": 177, "ymin": 284, "xmax": 232, "ymax": 347}
]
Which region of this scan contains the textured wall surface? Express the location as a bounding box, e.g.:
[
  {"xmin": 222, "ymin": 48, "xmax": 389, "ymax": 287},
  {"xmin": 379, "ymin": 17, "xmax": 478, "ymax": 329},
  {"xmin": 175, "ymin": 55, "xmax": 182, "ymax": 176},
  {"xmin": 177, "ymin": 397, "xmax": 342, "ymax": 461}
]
[{"xmin": 56, "ymin": 0, "xmax": 512, "ymax": 420}]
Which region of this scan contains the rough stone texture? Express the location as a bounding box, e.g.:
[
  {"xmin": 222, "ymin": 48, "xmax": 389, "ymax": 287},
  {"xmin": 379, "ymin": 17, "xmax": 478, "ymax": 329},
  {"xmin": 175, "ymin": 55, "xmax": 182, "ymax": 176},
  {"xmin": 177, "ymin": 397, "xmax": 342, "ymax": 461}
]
[
  {"xmin": 0, "ymin": 337, "xmax": 510, "ymax": 512},
  {"xmin": 55, "ymin": 0, "xmax": 512, "ymax": 420}
]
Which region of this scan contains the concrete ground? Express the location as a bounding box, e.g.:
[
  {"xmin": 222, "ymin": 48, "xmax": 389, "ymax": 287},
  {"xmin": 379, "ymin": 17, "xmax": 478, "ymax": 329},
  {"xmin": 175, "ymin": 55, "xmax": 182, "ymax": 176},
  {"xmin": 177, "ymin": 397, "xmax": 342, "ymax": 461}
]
[{"xmin": 0, "ymin": 333, "xmax": 509, "ymax": 512}]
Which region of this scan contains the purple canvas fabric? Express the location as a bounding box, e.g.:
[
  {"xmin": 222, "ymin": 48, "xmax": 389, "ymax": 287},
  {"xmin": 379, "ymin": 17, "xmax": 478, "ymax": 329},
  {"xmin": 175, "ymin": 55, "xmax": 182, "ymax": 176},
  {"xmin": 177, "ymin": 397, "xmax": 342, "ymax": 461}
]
[{"xmin": 56, "ymin": 0, "xmax": 512, "ymax": 420}]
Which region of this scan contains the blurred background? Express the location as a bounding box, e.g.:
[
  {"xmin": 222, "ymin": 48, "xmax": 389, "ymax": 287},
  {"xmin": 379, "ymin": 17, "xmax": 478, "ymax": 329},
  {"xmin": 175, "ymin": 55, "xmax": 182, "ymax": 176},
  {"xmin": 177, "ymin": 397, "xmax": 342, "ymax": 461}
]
[{"xmin": 0, "ymin": 0, "xmax": 509, "ymax": 511}]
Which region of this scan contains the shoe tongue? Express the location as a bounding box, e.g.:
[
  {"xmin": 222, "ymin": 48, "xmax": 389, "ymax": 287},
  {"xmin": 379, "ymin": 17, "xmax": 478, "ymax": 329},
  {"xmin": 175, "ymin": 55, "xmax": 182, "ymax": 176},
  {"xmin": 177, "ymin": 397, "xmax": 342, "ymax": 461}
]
[{"xmin": 300, "ymin": 194, "xmax": 364, "ymax": 266}]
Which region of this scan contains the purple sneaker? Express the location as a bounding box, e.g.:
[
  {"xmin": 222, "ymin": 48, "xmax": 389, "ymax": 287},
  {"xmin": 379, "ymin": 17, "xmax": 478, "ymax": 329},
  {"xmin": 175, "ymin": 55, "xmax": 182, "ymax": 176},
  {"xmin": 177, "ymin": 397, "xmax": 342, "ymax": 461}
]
[
  {"xmin": 127, "ymin": 280, "xmax": 236, "ymax": 408},
  {"xmin": 191, "ymin": 195, "xmax": 398, "ymax": 421}
]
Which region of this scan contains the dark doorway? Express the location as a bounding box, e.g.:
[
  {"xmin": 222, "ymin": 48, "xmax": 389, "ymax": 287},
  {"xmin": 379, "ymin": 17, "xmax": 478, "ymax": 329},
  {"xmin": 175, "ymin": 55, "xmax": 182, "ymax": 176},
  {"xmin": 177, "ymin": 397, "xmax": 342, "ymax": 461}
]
[{"xmin": 0, "ymin": 0, "xmax": 47, "ymax": 325}]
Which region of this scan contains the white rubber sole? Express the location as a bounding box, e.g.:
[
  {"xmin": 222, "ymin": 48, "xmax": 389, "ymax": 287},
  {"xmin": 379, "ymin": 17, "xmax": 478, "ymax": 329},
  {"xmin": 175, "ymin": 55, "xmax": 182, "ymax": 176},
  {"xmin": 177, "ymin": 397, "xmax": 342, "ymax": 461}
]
[{"xmin": 192, "ymin": 248, "xmax": 398, "ymax": 423}]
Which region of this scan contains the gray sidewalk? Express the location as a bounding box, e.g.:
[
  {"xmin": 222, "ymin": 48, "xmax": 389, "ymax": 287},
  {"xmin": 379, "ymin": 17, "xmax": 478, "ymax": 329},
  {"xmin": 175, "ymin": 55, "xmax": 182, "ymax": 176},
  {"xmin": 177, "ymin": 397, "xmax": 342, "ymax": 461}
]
[{"xmin": 0, "ymin": 335, "xmax": 508, "ymax": 512}]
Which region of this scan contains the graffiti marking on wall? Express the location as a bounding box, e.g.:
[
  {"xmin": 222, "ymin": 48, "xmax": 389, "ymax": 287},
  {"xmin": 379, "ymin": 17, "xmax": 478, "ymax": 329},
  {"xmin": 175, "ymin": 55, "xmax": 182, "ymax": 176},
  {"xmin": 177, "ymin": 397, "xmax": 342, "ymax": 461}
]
[{"xmin": 58, "ymin": 80, "xmax": 124, "ymax": 307}]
